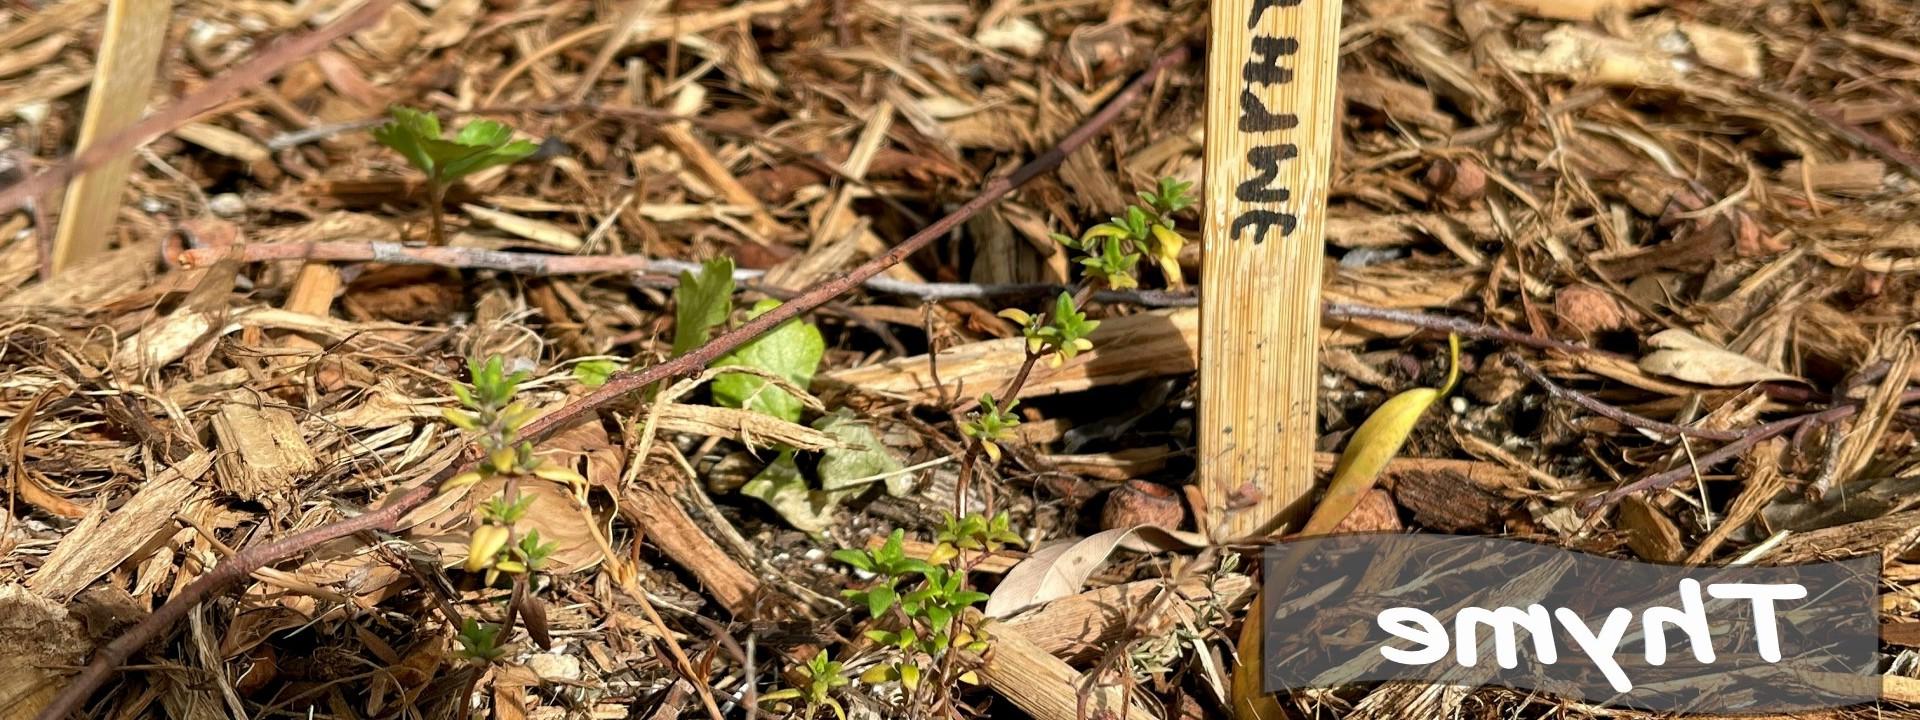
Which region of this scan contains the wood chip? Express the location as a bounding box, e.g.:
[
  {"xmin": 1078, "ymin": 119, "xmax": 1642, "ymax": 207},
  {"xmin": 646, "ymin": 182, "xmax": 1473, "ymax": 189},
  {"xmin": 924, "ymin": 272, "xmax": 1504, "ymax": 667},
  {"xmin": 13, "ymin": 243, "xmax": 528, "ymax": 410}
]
[
  {"xmin": 210, "ymin": 402, "xmax": 319, "ymax": 506},
  {"xmin": 28, "ymin": 452, "xmax": 213, "ymax": 600}
]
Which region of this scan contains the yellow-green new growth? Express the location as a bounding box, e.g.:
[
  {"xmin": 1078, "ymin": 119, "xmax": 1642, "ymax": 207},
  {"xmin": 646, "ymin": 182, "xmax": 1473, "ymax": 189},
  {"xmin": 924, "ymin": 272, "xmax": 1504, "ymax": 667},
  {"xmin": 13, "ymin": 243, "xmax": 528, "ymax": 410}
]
[{"xmin": 440, "ymin": 356, "xmax": 581, "ymax": 585}]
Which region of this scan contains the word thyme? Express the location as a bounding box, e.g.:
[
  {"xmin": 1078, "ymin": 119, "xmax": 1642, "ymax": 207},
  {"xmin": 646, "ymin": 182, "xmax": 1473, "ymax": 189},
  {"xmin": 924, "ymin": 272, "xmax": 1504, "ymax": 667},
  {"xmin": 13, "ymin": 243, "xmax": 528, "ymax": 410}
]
[{"xmin": 1233, "ymin": 0, "xmax": 1306, "ymax": 243}]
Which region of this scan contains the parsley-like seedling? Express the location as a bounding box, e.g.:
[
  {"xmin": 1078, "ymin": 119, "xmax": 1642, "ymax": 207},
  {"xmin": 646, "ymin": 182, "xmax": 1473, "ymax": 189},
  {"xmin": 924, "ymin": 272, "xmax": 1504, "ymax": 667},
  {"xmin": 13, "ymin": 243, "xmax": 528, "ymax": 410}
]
[{"xmin": 372, "ymin": 107, "xmax": 539, "ymax": 245}]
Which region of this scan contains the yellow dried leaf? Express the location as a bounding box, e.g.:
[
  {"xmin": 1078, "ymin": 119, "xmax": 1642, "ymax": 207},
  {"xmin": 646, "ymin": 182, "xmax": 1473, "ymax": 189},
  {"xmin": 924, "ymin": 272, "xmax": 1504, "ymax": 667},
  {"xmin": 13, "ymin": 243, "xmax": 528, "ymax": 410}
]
[
  {"xmin": 1232, "ymin": 335, "xmax": 1459, "ymax": 720},
  {"xmin": 1298, "ymin": 334, "xmax": 1459, "ymax": 536},
  {"xmin": 465, "ymin": 524, "xmax": 510, "ymax": 572}
]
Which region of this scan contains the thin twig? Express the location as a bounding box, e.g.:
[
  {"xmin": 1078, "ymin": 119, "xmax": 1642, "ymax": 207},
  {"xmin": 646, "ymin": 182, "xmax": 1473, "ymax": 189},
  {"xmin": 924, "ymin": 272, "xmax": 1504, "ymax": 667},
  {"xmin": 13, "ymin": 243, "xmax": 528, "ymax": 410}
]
[
  {"xmin": 1322, "ymin": 302, "xmax": 1621, "ymax": 359},
  {"xmin": 1581, "ymin": 389, "xmax": 1920, "ymax": 511},
  {"xmin": 1506, "ymin": 353, "xmax": 1744, "ymax": 441},
  {"xmin": 0, "ymin": 0, "xmax": 397, "ymax": 218},
  {"xmin": 33, "ymin": 45, "xmax": 1189, "ymax": 720},
  {"xmin": 1750, "ymin": 85, "xmax": 1920, "ymax": 180},
  {"xmin": 182, "ymin": 242, "xmax": 1690, "ymax": 368},
  {"xmin": 176, "ymin": 241, "xmax": 1201, "ymax": 307}
]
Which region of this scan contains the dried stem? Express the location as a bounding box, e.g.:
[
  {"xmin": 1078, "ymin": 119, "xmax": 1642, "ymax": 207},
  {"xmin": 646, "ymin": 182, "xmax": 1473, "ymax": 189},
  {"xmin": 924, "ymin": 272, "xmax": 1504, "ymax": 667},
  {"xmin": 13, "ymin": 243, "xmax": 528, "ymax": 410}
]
[
  {"xmin": 1506, "ymin": 353, "xmax": 1744, "ymax": 441},
  {"xmin": 32, "ymin": 45, "xmax": 1188, "ymax": 720},
  {"xmin": 1582, "ymin": 389, "xmax": 1920, "ymax": 511},
  {"xmin": 0, "ymin": 0, "xmax": 397, "ymax": 218}
]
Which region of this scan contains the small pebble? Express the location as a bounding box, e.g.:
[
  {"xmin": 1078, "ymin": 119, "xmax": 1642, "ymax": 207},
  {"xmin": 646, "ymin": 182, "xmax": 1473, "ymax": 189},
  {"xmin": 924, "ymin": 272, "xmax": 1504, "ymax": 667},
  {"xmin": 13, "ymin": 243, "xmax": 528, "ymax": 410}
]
[
  {"xmin": 1450, "ymin": 396, "xmax": 1468, "ymax": 415},
  {"xmin": 208, "ymin": 193, "xmax": 245, "ymax": 217},
  {"xmin": 1339, "ymin": 247, "xmax": 1404, "ymax": 268},
  {"xmin": 527, "ymin": 653, "xmax": 581, "ymax": 683}
]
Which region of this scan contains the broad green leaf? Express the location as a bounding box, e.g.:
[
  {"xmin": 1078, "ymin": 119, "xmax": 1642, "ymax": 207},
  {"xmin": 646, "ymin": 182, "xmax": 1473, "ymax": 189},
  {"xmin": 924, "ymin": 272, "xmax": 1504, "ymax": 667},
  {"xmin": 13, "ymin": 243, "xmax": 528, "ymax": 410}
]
[
  {"xmin": 372, "ymin": 108, "xmax": 438, "ymax": 174},
  {"xmin": 439, "ymin": 139, "xmax": 539, "ymax": 181},
  {"xmin": 572, "ymin": 359, "xmax": 619, "ymax": 388},
  {"xmin": 416, "ymin": 136, "xmax": 492, "ymax": 176},
  {"xmin": 1299, "ymin": 333, "xmax": 1462, "ymax": 537},
  {"xmin": 713, "ymin": 299, "xmax": 823, "ymax": 423},
  {"xmin": 813, "ymin": 409, "xmax": 908, "ymax": 496},
  {"xmin": 672, "ymin": 257, "xmax": 735, "ymax": 355},
  {"xmin": 740, "ymin": 450, "xmax": 841, "ymax": 534},
  {"xmin": 864, "ymin": 584, "xmax": 898, "ymax": 617},
  {"xmin": 454, "ymin": 119, "xmax": 515, "ymax": 147}
]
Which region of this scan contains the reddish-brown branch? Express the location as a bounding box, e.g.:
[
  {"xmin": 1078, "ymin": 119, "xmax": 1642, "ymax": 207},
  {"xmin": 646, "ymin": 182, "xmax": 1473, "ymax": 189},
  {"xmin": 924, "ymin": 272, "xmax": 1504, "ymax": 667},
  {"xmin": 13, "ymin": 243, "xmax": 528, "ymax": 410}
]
[
  {"xmin": 1582, "ymin": 389, "xmax": 1920, "ymax": 511},
  {"xmin": 32, "ymin": 45, "xmax": 1187, "ymax": 720},
  {"xmin": 1322, "ymin": 303, "xmax": 1621, "ymax": 360},
  {"xmin": 0, "ymin": 0, "xmax": 396, "ymax": 219},
  {"xmin": 1507, "ymin": 353, "xmax": 1744, "ymax": 441}
]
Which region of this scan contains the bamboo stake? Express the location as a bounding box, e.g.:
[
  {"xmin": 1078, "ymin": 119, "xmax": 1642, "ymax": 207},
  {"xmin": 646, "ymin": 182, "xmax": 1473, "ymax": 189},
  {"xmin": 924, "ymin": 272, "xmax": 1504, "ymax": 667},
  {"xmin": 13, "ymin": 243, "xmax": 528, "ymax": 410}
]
[
  {"xmin": 1199, "ymin": 0, "xmax": 1343, "ymax": 539},
  {"xmin": 50, "ymin": 0, "xmax": 172, "ymax": 273}
]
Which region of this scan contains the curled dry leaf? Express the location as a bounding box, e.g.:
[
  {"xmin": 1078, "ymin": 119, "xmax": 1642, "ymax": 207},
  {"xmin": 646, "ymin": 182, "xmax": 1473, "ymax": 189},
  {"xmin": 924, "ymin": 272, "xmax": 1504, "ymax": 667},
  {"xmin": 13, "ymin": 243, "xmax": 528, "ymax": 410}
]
[
  {"xmin": 984, "ymin": 524, "xmax": 1201, "ymax": 619},
  {"xmin": 1638, "ymin": 328, "xmax": 1805, "ymax": 386},
  {"xmin": 1298, "ymin": 335, "xmax": 1460, "ymax": 536},
  {"xmin": 985, "ymin": 527, "xmax": 1135, "ymax": 618}
]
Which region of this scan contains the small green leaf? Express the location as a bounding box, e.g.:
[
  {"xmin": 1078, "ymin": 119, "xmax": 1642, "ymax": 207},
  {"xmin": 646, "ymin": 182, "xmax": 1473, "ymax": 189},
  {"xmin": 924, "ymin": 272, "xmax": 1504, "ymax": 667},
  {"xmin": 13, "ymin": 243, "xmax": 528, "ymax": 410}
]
[
  {"xmin": 572, "ymin": 359, "xmax": 619, "ymax": 388},
  {"xmin": 713, "ymin": 299, "xmax": 824, "ymax": 423},
  {"xmin": 440, "ymin": 139, "xmax": 539, "ymax": 181},
  {"xmin": 372, "ymin": 107, "xmax": 440, "ymax": 174},
  {"xmin": 760, "ymin": 688, "xmax": 802, "ymax": 703},
  {"xmin": 454, "ymin": 119, "xmax": 515, "ymax": 147},
  {"xmin": 740, "ymin": 450, "xmax": 840, "ymax": 533},
  {"xmin": 864, "ymin": 584, "xmax": 898, "ymax": 617},
  {"xmin": 830, "ymin": 548, "xmax": 874, "ymax": 572},
  {"xmin": 672, "ymin": 257, "xmax": 735, "ymax": 355},
  {"xmin": 813, "ymin": 409, "xmax": 908, "ymax": 496}
]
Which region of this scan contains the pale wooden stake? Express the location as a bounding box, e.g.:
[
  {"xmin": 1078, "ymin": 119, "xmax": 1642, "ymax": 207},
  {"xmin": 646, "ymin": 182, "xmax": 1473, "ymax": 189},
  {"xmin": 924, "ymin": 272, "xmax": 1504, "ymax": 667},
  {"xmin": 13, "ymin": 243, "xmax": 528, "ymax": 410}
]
[
  {"xmin": 1199, "ymin": 0, "xmax": 1343, "ymax": 539},
  {"xmin": 50, "ymin": 0, "xmax": 172, "ymax": 274}
]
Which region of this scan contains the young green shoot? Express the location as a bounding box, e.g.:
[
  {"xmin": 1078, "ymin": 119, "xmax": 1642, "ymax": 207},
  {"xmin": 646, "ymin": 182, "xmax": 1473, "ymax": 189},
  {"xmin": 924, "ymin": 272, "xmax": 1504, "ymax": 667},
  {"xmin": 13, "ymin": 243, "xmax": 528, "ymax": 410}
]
[
  {"xmin": 761, "ymin": 649, "xmax": 852, "ymax": 720},
  {"xmin": 373, "ymin": 107, "xmax": 539, "ymax": 245},
  {"xmin": 960, "ymin": 394, "xmax": 1022, "ymax": 464}
]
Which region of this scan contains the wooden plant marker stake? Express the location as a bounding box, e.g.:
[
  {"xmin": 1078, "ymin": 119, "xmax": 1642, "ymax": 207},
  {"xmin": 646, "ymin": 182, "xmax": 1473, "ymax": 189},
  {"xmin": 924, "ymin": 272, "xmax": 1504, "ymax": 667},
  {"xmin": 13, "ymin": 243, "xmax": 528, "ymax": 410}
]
[
  {"xmin": 50, "ymin": 0, "xmax": 172, "ymax": 273},
  {"xmin": 1199, "ymin": 0, "xmax": 1342, "ymax": 539}
]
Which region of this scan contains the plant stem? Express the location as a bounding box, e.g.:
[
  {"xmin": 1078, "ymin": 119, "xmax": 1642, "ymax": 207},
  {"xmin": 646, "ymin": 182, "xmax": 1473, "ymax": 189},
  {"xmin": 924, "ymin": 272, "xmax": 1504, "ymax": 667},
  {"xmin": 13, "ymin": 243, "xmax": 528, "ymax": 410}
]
[
  {"xmin": 32, "ymin": 45, "xmax": 1189, "ymax": 720},
  {"xmin": 1581, "ymin": 389, "xmax": 1920, "ymax": 511},
  {"xmin": 428, "ymin": 181, "xmax": 449, "ymax": 247},
  {"xmin": 952, "ymin": 283, "xmax": 1098, "ymax": 517}
]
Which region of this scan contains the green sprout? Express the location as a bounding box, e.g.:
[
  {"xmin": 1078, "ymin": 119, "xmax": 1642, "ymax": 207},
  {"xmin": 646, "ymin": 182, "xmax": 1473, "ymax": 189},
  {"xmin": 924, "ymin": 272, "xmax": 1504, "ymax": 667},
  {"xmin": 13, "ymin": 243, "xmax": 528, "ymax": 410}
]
[
  {"xmin": 1139, "ymin": 176, "xmax": 1196, "ymax": 215},
  {"xmin": 934, "ymin": 511, "xmax": 1023, "ymax": 557},
  {"xmin": 900, "ymin": 566, "xmax": 990, "ymax": 654},
  {"xmin": 999, "ymin": 293, "xmax": 1100, "ymax": 368},
  {"xmin": 454, "ymin": 619, "xmax": 507, "ymax": 664},
  {"xmin": 831, "ymin": 520, "xmax": 1002, "ymax": 699},
  {"xmin": 762, "ymin": 649, "xmax": 851, "ymax": 720},
  {"xmin": 960, "ymin": 394, "xmax": 1022, "ymax": 464},
  {"xmin": 1070, "ymin": 177, "xmax": 1193, "ymax": 289},
  {"xmin": 373, "ymin": 107, "xmax": 539, "ymax": 245},
  {"xmin": 442, "ymin": 356, "xmax": 586, "ymax": 584}
]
